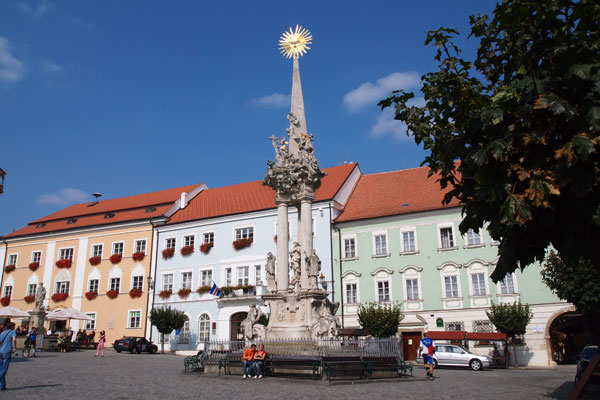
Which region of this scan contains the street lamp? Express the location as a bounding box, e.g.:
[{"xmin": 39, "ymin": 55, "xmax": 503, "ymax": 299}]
[
  {"xmin": 147, "ymin": 276, "xmax": 154, "ymax": 290},
  {"xmin": 0, "ymin": 167, "xmax": 6, "ymax": 195}
]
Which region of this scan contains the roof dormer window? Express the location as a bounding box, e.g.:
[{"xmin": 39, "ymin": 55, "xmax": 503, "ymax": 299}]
[
  {"xmin": 145, "ymin": 206, "xmax": 156, "ymax": 213},
  {"xmin": 66, "ymin": 218, "xmax": 77, "ymax": 225},
  {"xmin": 104, "ymin": 212, "xmax": 115, "ymax": 219}
]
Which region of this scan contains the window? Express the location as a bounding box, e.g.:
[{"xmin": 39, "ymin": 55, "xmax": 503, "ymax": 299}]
[
  {"xmin": 7, "ymin": 254, "xmax": 17, "ymax": 266},
  {"xmin": 237, "ymin": 266, "xmax": 249, "ymax": 285},
  {"xmin": 402, "ymin": 231, "xmax": 416, "ymax": 253},
  {"xmin": 473, "ymin": 320, "xmax": 493, "ymax": 333},
  {"xmin": 500, "ymin": 273, "xmax": 516, "ymax": 294},
  {"xmin": 165, "ymin": 238, "xmax": 176, "ymax": 249},
  {"xmin": 85, "ymin": 313, "xmax": 96, "ymax": 330},
  {"xmin": 440, "ymin": 227, "xmax": 454, "ymax": 249},
  {"xmin": 128, "ymin": 310, "xmax": 141, "ymax": 328},
  {"xmin": 406, "ymin": 279, "xmax": 419, "ymax": 300},
  {"xmin": 135, "ymin": 240, "xmax": 146, "ymax": 254},
  {"xmin": 92, "ymin": 244, "xmax": 103, "ymax": 258},
  {"xmin": 178, "ymin": 317, "xmax": 190, "ymax": 344},
  {"xmin": 31, "ymin": 251, "xmax": 41, "ymax": 264},
  {"xmin": 225, "ymin": 268, "xmax": 232, "ymax": 287},
  {"xmin": 110, "ymin": 277, "xmax": 121, "ymax": 292},
  {"xmin": 55, "ymin": 281, "xmax": 70, "ymax": 294},
  {"xmin": 466, "ymin": 229, "xmax": 482, "ymax": 246},
  {"xmin": 344, "ymin": 238, "xmax": 356, "ymax": 259},
  {"xmin": 198, "ymin": 314, "xmax": 210, "ymax": 341},
  {"xmin": 88, "ymin": 279, "xmax": 99, "ymax": 292},
  {"xmin": 27, "ymin": 284, "xmax": 37, "ymax": 297},
  {"xmin": 163, "ymin": 274, "xmax": 173, "ymax": 291},
  {"xmin": 374, "ymin": 234, "xmax": 388, "ymax": 255},
  {"xmin": 471, "ymin": 273, "xmax": 487, "ymax": 296},
  {"xmin": 235, "ymin": 227, "xmax": 253, "ymax": 241},
  {"xmin": 132, "ymin": 276, "xmax": 143, "ymax": 290},
  {"xmin": 112, "ymin": 242, "xmax": 124, "ymax": 256},
  {"xmin": 3, "ymin": 286, "xmax": 12, "ymax": 298},
  {"xmin": 183, "ymin": 235, "xmax": 194, "ymax": 247},
  {"xmin": 181, "ymin": 272, "xmax": 193, "ymax": 289},
  {"xmin": 346, "ymin": 283, "xmax": 357, "ymax": 304},
  {"xmin": 377, "ymin": 281, "xmax": 390, "ymax": 302},
  {"xmin": 59, "ymin": 248, "xmax": 73, "ymax": 260},
  {"xmin": 255, "ymin": 265, "xmax": 262, "ymax": 285},
  {"xmin": 445, "ymin": 321, "xmax": 464, "ymax": 331},
  {"xmin": 203, "ymin": 232, "xmax": 214, "ymax": 244},
  {"xmin": 444, "ymin": 276, "xmax": 459, "ymax": 298}
]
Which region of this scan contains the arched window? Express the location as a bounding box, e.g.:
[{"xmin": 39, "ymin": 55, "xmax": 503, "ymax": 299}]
[{"xmin": 198, "ymin": 314, "xmax": 210, "ymax": 341}]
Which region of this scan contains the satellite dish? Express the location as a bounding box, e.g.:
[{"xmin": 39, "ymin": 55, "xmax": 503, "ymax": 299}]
[{"xmin": 93, "ymin": 193, "xmax": 102, "ymax": 199}]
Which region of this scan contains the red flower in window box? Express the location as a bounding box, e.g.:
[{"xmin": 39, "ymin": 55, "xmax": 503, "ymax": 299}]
[
  {"xmin": 180, "ymin": 246, "xmax": 194, "ymax": 256},
  {"xmin": 89, "ymin": 256, "xmax": 101, "ymax": 266},
  {"xmin": 24, "ymin": 295, "xmax": 35, "ymax": 304},
  {"xmin": 197, "ymin": 285, "xmax": 211, "ymax": 294},
  {"xmin": 232, "ymin": 238, "xmax": 253, "ymax": 250},
  {"xmin": 85, "ymin": 291, "xmax": 98, "ymax": 300},
  {"xmin": 162, "ymin": 248, "xmax": 175, "ymax": 259},
  {"xmin": 4, "ymin": 265, "xmax": 15, "ymax": 273},
  {"xmin": 0, "ymin": 297, "xmax": 10, "ymax": 306},
  {"xmin": 200, "ymin": 243, "xmax": 214, "ymax": 254},
  {"xmin": 56, "ymin": 259, "xmax": 72, "ymax": 268},
  {"xmin": 129, "ymin": 288, "xmax": 143, "ymax": 298},
  {"xmin": 51, "ymin": 293, "xmax": 68, "ymax": 302},
  {"xmin": 29, "ymin": 262, "xmax": 40, "ymax": 271},
  {"xmin": 106, "ymin": 289, "xmax": 119, "ymax": 299},
  {"xmin": 109, "ymin": 254, "xmax": 122, "ymax": 264},
  {"xmin": 158, "ymin": 290, "xmax": 172, "ymax": 299},
  {"xmin": 132, "ymin": 252, "xmax": 145, "ymax": 262},
  {"xmin": 178, "ymin": 288, "xmax": 192, "ymax": 298}
]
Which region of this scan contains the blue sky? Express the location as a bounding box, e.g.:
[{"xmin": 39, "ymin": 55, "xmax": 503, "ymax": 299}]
[{"xmin": 0, "ymin": 0, "xmax": 497, "ymax": 235}]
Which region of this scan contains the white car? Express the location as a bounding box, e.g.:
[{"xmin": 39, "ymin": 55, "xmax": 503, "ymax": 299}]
[{"xmin": 416, "ymin": 344, "xmax": 492, "ymax": 371}]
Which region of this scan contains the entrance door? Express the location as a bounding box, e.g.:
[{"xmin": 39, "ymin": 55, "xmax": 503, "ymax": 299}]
[
  {"xmin": 230, "ymin": 312, "xmax": 247, "ymax": 341},
  {"xmin": 402, "ymin": 332, "xmax": 422, "ymax": 360}
]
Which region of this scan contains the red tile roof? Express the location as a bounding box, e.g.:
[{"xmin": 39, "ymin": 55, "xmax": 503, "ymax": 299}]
[
  {"xmin": 168, "ymin": 163, "xmax": 358, "ymax": 224},
  {"xmin": 335, "ymin": 166, "xmax": 461, "ymax": 223}
]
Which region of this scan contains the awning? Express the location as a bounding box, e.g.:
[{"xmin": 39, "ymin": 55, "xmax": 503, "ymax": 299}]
[{"xmin": 427, "ymin": 331, "xmax": 466, "ymax": 340}]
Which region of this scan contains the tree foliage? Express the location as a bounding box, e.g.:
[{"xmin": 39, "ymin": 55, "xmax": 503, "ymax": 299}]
[
  {"xmin": 541, "ymin": 250, "xmax": 600, "ymax": 315},
  {"xmin": 379, "ymin": 0, "xmax": 600, "ymax": 282},
  {"xmin": 487, "ymin": 302, "xmax": 533, "ymax": 366},
  {"xmin": 149, "ymin": 306, "xmax": 187, "ymax": 353},
  {"xmin": 357, "ymin": 302, "xmax": 402, "ymax": 338}
]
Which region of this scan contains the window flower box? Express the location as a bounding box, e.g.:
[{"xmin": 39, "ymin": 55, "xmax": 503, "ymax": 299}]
[
  {"xmin": 197, "ymin": 285, "xmax": 211, "ymax": 295},
  {"xmin": 56, "ymin": 259, "xmax": 72, "ymax": 268},
  {"xmin": 180, "ymin": 246, "xmax": 194, "ymax": 256},
  {"xmin": 220, "ymin": 286, "xmax": 234, "ymax": 297},
  {"xmin": 52, "ymin": 293, "xmax": 68, "ymax": 302},
  {"xmin": 109, "ymin": 254, "xmax": 122, "ymax": 264},
  {"xmin": 158, "ymin": 289, "xmax": 172, "ymax": 299},
  {"xmin": 232, "ymin": 238, "xmax": 253, "ymax": 250},
  {"xmin": 106, "ymin": 289, "xmax": 119, "ymax": 299},
  {"xmin": 0, "ymin": 296, "xmax": 10, "ymax": 306},
  {"xmin": 162, "ymin": 248, "xmax": 175, "ymax": 259},
  {"xmin": 89, "ymin": 256, "xmax": 101, "ymax": 266},
  {"xmin": 24, "ymin": 295, "xmax": 35, "ymax": 304},
  {"xmin": 4, "ymin": 265, "xmax": 15, "ymax": 273},
  {"xmin": 129, "ymin": 288, "xmax": 143, "ymax": 298},
  {"xmin": 85, "ymin": 291, "xmax": 98, "ymax": 300},
  {"xmin": 28, "ymin": 262, "xmax": 40, "ymax": 271},
  {"xmin": 200, "ymin": 243, "xmax": 214, "ymax": 254},
  {"xmin": 132, "ymin": 252, "xmax": 145, "ymax": 262},
  {"xmin": 178, "ymin": 288, "xmax": 192, "ymax": 298}
]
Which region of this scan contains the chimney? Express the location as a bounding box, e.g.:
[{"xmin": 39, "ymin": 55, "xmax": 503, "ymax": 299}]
[{"xmin": 180, "ymin": 192, "xmax": 187, "ymax": 209}]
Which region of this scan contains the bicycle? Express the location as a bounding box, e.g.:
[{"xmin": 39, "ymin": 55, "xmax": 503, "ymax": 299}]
[{"xmin": 22, "ymin": 340, "xmax": 36, "ymax": 358}]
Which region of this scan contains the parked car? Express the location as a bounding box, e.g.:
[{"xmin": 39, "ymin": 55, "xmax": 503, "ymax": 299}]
[
  {"xmin": 416, "ymin": 344, "xmax": 492, "ymax": 371},
  {"xmin": 113, "ymin": 337, "xmax": 158, "ymax": 354},
  {"xmin": 575, "ymin": 345, "xmax": 599, "ymax": 391}
]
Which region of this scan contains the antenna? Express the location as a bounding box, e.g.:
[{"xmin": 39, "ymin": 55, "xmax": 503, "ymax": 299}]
[
  {"xmin": 93, "ymin": 193, "xmax": 102, "ymax": 199},
  {"xmin": 88, "ymin": 192, "xmax": 102, "ymax": 207}
]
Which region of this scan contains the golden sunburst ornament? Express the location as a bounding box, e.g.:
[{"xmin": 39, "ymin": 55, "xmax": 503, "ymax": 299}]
[{"xmin": 279, "ymin": 25, "xmax": 312, "ymax": 59}]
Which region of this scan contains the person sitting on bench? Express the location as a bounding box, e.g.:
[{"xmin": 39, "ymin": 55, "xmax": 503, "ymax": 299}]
[
  {"xmin": 252, "ymin": 344, "xmax": 267, "ymax": 379},
  {"xmin": 241, "ymin": 344, "xmax": 256, "ymax": 379}
]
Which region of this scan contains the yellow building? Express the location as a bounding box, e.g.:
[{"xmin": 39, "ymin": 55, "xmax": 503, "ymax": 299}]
[{"xmin": 0, "ymin": 184, "xmax": 201, "ymax": 345}]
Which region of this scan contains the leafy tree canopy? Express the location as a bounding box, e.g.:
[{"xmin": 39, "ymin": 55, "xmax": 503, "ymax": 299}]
[
  {"xmin": 379, "ymin": 0, "xmax": 600, "ymax": 282},
  {"xmin": 487, "ymin": 302, "xmax": 533, "ymax": 366},
  {"xmin": 357, "ymin": 302, "xmax": 402, "ymax": 338},
  {"xmin": 149, "ymin": 306, "xmax": 187, "ymax": 335}
]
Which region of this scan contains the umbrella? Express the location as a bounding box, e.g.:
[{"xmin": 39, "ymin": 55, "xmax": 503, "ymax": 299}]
[
  {"xmin": 0, "ymin": 306, "xmax": 31, "ymax": 319},
  {"xmin": 47, "ymin": 308, "xmax": 92, "ymax": 321}
]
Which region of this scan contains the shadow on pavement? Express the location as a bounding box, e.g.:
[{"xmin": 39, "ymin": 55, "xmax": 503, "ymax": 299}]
[{"xmin": 8, "ymin": 384, "xmax": 62, "ymax": 391}]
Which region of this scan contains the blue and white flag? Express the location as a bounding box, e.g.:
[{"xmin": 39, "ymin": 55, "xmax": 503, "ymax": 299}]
[{"xmin": 209, "ymin": 282, "xmax": 221, "ymax": 297}]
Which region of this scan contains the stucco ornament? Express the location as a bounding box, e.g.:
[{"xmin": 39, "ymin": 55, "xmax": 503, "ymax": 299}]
[{"xmin": 312, "ymin": 297, "xmax": 341, "ymax": 339}]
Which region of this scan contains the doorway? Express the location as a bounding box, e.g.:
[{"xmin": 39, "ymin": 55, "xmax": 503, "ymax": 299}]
[
  {"xmin": 402, "ymin": 331, "xmax": 422, "ymax": 360},
  {"xmin": 230, "ymin": 312, "xmax": 247, "ymax": 341}
]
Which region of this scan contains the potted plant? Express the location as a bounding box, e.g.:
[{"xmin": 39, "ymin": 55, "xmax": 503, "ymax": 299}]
[
  {"xmin": 4, "ymin": 264, "xmax": 15, "ymax": 273},
  {"xmin": 178, "ymin": 288, "xmax": 192, "ymax": 298},
  {"xmin": 129, "ymin": 288, "xmax": 143, "ymax": 298},
  {"xmin": 106, "ymin": 289, "xmax": 119, "ymax": 299},
  {"xmin": 232, "ymin": 238, "xmax": 253, "ymax": 250},
  {"xmin": 162, "ymin": 248, "xmax": 175, "ymax": 259},
  {"xmin": 24, "ymin": 295, "xmax": 35, "ymax": 304},
  {"xmin": 28, "ymin": 262, "xmax": 40, "ymax": 271},
  {"xmin": 109, "ymin": 254, "xmax": 122, "ymax": 264},
  {"xmin": 241, "ymin": 284, "xmax": 255, "ymax": 295},
  {"xmin": 56, "ymin": 259, "xmax": 72, "ymax": 268},
  {"xmin": 0, "ymin": 297, "xmax": 10, "ymax": 306},
  {"xmin": 51, "ymin": 292, "xmax": 68, "ymax": 302},
  {"xmin": 85, "ymin": 291, "xmax": 98, "ymax": 300},
  {"xmin": 220, "ymin": 286, "xmax": 234, "ymax": 296},
  {"xmin": 200, "ymin": 242, "xmax": 214, "ymax": 254},
  {"xmin": 89, "ymin": 256, "xmax": 101, "ymax": 266},
  {"xmin": 132, "ymin": 252, "xmax": 145, "ymax": 262},
  {"xmin": 180, "ymin": 245, "xmax": 194, "ymax": 256},
  {"xmin": 158, "ymin": 289, "xmax": 172, "ymax": 299},
  {"xmin": 197, "ymin": 285, "xmax": 211, "ymax": 295}
]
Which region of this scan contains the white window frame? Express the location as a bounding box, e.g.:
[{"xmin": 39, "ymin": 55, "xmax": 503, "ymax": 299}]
[
  {"xmin": 131, "ymin": 275, "xmax": 144, "ymax": 290},
  {"xmin": 225, "ymin": 268, "xmax": 232, "ymax": 287},
  {"xmin": 470, "ymin": 273, "xmax": 487, "ymax": 296},
  {"xmin": 443, "ymin": 275, "xmax": 460, "ymax": 298},
  {"xmin": 55, "ymin": 281, "xmax": 70, "ymax": 294},
  {"xmin": 342, "ymin": 235, "xmax": 357, "ymax": 260},
  {"xmin": 27, "ymin": 283, "xmax": 37, "ymax": 297},
  {"xmin": 91, "ymin": 244, "xmax": 103, "ymax": 258},
  {"xmin": 237, "ymin": 266, "xmax": 249, "ymax": 286},
  {"xmin": 165, "ymin": 237, "xmax": 176, "ymax": 249},
  {"xmin": 437, "ymin": 223, "xmax": 457, "ymax": 251},
  {"xmin": 498, "ymin": 273, "xmax": 518, "ymax": 295},
  {"xmin": 112, "ymin": 241, "xmax": 124, "ymax": 256},
  {"xmin": 183, "ymin": 234, "xmax": 195, "ymax": 247},
  {"xmin": 162, "ymin": 273, "xmax": 174, "ymax": 292},
  {"xmin": 3, "ymin": 285, "xmax": 13, "ymax": 298},
  {"xmin": 234, "ymin": 226, "xmax": 254, "ymax": 241},
  {"xmin": 31, "ymin": 251, "xmax": 42, "ymax": 264},
  {"xmin": 202, "ymin": 231, "xmax": 215, "ymax": 244},
  {"xmin": 400, "ymin": 227, "xmax": 418, "ymax": 254},
  {"xmin": 198, "ymin": 313, "xmax": 210, "ymax": 342},
  {"xmin": 405, "ymin": 278, "xmax": 420, "ymax": 300},
  {"xmin": 254, "ymin": 265, "xmax": 262, "ymax": 285},
  {"xmin": 464, "ymin": 228, "xmax": 484, "ymax": 248},
  {"xmin": 7, "ymin": 254, "xmax": 17, "ymax": 266},
  {"xmin": 345, "ymin": 283, "xmax": 358, "ymax": 304},
  {"xmin": 377, "ymin": 281, "xmax": 390, "ymax": 302},
  {"xmin": 109, "ymin": 277, "xmax": 121, "ymax": 292},
  {"xmin": 59, "ymin": 247, "xmax": 74, "ymax": 260},
  {"xmin": 85, "ymin": 313, "xmax": 97, "ymax": 330},
  {"xmin": 88, "ymin": 279, "xmax": 99, "ymax": 292},
  {"xmin": 372, "ymin": 231, "xmax": 389, "ymax": 257},
  {"xmin": 127, "ymin": 309, "xmax": 142, "ymax": 329},
  {"xmin": 134, "ymin": 239, "xmax": 146, "ymax": 254},
  {"xmin": 181, "ymin": 270, "xmax": 193, "ymax": 290}
]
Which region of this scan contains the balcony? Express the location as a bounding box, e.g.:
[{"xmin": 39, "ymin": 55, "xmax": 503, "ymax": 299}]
[{"xmin": 218, "ymin": 285, "xmax": 267, "ymax": 302}]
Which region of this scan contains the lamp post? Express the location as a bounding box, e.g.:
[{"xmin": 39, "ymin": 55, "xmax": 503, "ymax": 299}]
[
  {"xmin": 0, "ymin": 167, "xmax": 6, "ymax": 195},
  {"xmin": 147, "ymin": 276, "xmax": 154, "ymax": 290}
]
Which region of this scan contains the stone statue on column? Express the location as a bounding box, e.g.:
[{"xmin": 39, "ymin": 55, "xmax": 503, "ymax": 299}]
[
  {"xmin": 290, "ymin": 242, "xmax": 301, "ymax": 292},
  {"xmin": 305, "ymin": 250, "xmax": 321, "ymax": 290},
  {"xmin": 241, "ymin": 304, "xmax": 265, "ymax": 341},
  {"xmin": 35, "ymin": 283, "xmax": 46, "ymax": 311},
  {"xmin": 265, "ymin": 252, "xmax": 277, "ymax": 292}
]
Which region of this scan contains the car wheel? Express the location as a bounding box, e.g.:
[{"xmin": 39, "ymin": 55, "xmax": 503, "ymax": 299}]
[
  {"xmin": 470, "ymin": 359, "xmax": 483, "ymax": 371},
  {"xmin": 150, "ymin": 346, "xmax": 157, "ymax": 354},
  {"xmin": 116, "ymin": 350, "xmax": 121, "ymax": 353},
  {"xmin": 433, "ymin": 358, "xmax": 438, "ymax": 369}
]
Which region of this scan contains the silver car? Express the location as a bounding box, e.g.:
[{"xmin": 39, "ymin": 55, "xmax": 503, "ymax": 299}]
[{"xmin": 416, "ymin": 344, "xmax": 492, "ymax": 371}]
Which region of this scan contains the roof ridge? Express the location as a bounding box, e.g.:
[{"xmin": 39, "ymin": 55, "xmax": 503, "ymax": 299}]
[{"xmin": 363, "ymin": 165, "xmax": 429, "ymax": 176}]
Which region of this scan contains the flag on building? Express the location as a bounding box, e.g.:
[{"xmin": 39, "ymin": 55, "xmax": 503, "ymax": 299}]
[{"xmin": 209, "ymin": 282, "xmax": 221, "ymax": 297}]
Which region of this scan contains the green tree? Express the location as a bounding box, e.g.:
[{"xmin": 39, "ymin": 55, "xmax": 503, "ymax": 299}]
[
  {"xmin": 149, "ymin": 306, "xmax": 187, "ymax": 353},
  {"xmin": 379, "ymin": 0, "xmax": 600, "ymax": 283},
  {"xmin": 256, "ymin": 313, "xmax": 270, "ymax": 326},
  {"xmin": 357, "ymin": 302, "xmax": 402, "ymax": 338},
  {"xmin": 486, "ymin": 302, "xmax": 533, "ymax": 367}
]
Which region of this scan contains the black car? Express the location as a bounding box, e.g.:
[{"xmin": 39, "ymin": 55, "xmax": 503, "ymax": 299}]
[
  {"xmin": 575, "ymin": 345, "xmax": 599, "ymax": 391},
  {"xmin": 113, "ymin": 337, "xmax": 158, "ymax": 354}
]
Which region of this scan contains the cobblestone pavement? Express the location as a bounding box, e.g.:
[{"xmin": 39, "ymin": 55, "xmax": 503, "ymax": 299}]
[{"xmin": 4, "ymin": 350, "xmax": 599, "ymax": 399}]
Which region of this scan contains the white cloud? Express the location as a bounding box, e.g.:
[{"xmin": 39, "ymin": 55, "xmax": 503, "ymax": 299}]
[
  {"xmin": 371, "ymin": 97, "xmax": 426, "ymax": 140},
  {"xmin": 42, "ymin": 60, "xmax": 63, "ymax": 73},
  {"xmin": 16, "ymin": 1, "xmax": 32, "ymax": 12},
  {"xmin": 0, "ymin": 37, "xmax": 25, "ymax": 82},
  {"xmin": 250, "ymin": 93, "xmax": 290, "ymax": 109},
  {"xmin": 343, "ymin": 71, "xmax": 421, "ymax": 112},
  {"xmin": 33, "ymin": 0, "xmax": 54, "ymax": 17},
  {"xmin": 38, "ymin": 188, "xmax": 90, "ymax": 207}
]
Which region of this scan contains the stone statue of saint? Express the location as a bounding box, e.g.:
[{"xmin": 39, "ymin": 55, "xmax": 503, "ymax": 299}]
[
  {"xmin": 290, "ymin": 242, "xmax": 302, "ymax": 292},
  {"xmin": 305, "ymin": 250, "xmax": 321, "ymax": 290},
  {"xmin": 241, "ymin": 304, "xmax": 264, "ymax": 341},
  {"xmin": 265, "ymin": 252, "xmax": 277, "ymax": 292},
  {"xmin": 34, "ymin": 283, "xmax": 46, "ymax": 311}
]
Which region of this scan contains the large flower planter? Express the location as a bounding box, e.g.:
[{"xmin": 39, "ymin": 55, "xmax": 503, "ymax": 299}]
[
  {"xmin": 106, "ymin": 290, "xmax": 119, "ymax": 299},
  {"xmin": 129, "ymin": 288, "xmax": 143, "ymax": 298},
  {"xmin": 52, "ymin": 293, "xmax": 68, "ymax": 302},
  {"xmin": 89, "ymin": 256, "xmax": 101, "ymax": 266},
  {"xmin": 132, "ymin": 252, "xmax": 145, "ymax": 262},
  {"xmin": 109, "ymin": 254, "xmax": 122, "ymax": 264},
  {"xmin": 162, "ymin": 248, "xmax": 175, "ymax": 259},
  {"xmin": 158, "ymin": 290, "xmax": 172, "ymax": 299},
  {"xmin": 29, "ymin": 262, "xmax": 40, "ymax": 271},
  {"xmin": 4, "ymin": 265, "xmax": 15, "ymax": 273},
  {"xmin": 85, "ymin": 291, "xmax": 98, "ymax": 300},
  {"xmin": 56, "ymin": 259, "xmax": 72, "ymax": 268}
]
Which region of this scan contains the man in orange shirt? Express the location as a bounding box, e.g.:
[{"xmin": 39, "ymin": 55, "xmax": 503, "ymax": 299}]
[{"xmin": 242, "ymin": 343, "xmax": 256, "ymax": 379}]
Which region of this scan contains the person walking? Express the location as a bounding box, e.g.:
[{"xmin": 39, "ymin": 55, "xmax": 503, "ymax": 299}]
[
  {"xmin": 95, "ymin": 330, "xmax": 106, "ymax": 357},
  {"xmin": 418, "ymin": 332, "xmax": 436, "ymax": 381},
  {"xmin": 0, "ymin": 322, "xmax": 17, "ymax": 390}
]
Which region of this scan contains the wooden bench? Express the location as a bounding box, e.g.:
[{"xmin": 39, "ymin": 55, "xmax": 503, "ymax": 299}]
[
  {"xmin": 399, "ymin": 361, "xmax": 413, "ymax": 376},
  {"xmin": 218, "ymin": 352, "xmax": 244, "ymax": 376},
  {"xmin": 268, "ymin": 354, "xmax": 321, "ymax": 379},
  {"xmin": 321, "ymin": 356, "xmax": 365, "ymax": 380},
  {"xmin": 184, "ymin": 351, "xmax": 204, "ymax": 373},
  {"xmin": 362, "ymin": 356, "xmax": 400, "ymax": 379}
]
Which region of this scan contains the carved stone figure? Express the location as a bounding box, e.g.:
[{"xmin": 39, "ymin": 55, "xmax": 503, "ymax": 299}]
[
  {"xmin": 290, "ymin": 242, "xmax": 302, "ymax": 292},
  {"xmin": 312, "ymin": 298, "xmax": 341, "ymax": 339},
  {"xmin": 241, "ymin": 304, "xmax": 265, "ymax": 341},
  {"xmin": 265, "ymin": 252, "xmax": 277, "ymax": 292},
  {"xmin": 305, "ymin": 250, "xmax": 321, "ymax": 290},
  {"xmin": 35, "ymin": 283, "xmax": 46, "ymax": 311}
]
